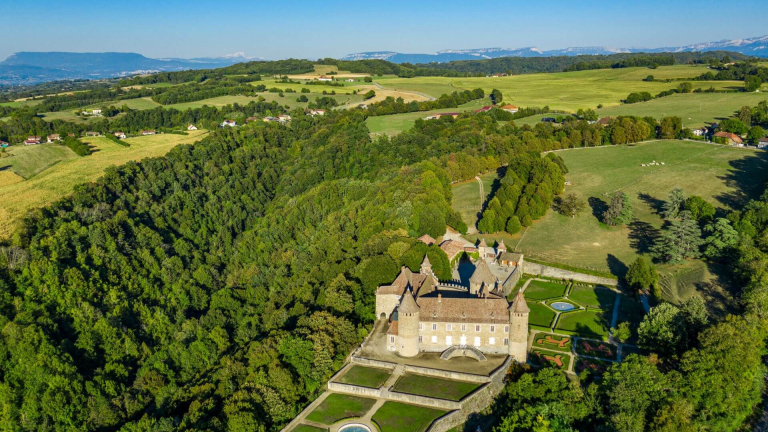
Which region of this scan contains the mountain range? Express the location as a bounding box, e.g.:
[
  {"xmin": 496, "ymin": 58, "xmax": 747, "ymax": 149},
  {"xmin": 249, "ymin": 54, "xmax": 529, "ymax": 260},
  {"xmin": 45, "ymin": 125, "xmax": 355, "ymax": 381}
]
[
  {"xmin": 342, "ymin": 35, "xmax": 768, "ymax": 63},
  {"xmin": 0, "ymin": 52, "xmax": 256, "ymax": 86}
]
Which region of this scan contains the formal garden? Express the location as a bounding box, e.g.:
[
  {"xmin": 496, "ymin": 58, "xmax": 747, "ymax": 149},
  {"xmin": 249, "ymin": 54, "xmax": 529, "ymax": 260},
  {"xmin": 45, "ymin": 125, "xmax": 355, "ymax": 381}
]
[
  {"xmin": 336, "ymin": 365, "xmax": 392, "ymax": 388},
  {"xmin": 531, "ymin": 349, "xmax": 572, "ymax": 370},
  {"xmin": 392, "ymin": 374, "xmax": 480, "ymax": 402},
  {"xmin": 533, "ymin": 332, "xmax": 572, "ymax": 352},
  {"xmin": 292, "ymin": 425, "xmax": 327, "ymax": 432},
  {"xmin": 371, "ymin": 402, "xmax": 448, "ymax": 432}
]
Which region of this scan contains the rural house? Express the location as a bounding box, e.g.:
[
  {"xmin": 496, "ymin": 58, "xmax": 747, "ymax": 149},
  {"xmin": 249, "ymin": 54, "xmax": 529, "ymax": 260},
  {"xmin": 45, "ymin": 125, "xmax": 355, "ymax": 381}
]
[
  {"xmin": 758, "ymin": 137, "xmax": 768, "ymax": 149},
  {"xmin": 114, "ymin": 132, "xmax": 126, "ymax": 139},
  {"xmin": 597, "ymin": 116, "xmax": 614, "ymax": 126},
  {"xmin": 424, "ymin": 112, "xmax": 459, "ymax": 120},
  {"xmin": 47, "ymin": 134, "xmax": 61, "ymax": 142},
  {"xmin": 0, "ymin": 141, "xmax": 8, "ymax": 148},
  {"xmin": 714, "ymin": 131, "xmax": 743, "ymax": 145},
  {"xmin": 474, "ymin": 105, "xmax": 493, "ymax": 113},
  {"xmin": 357, "ymin": 104, "xmax": 368, "ymax": 109},
  {"xmin": 220, "ymin": 120, "xmax": 237, "ymax": 127},
  {"xmin": 345, "ymin": 78, "xmax": 355, "ymax": 82},
  {"xmin": 278, "ymin": 114, "xmax": 292, "ymax": 123},
  {"xmin": 140, "ymin": 130, "xmax": 156, "ymax": 136},
  {"xmin": 24, "ymin": 136, "xmax": 42, "ymax": 145},
  {"xmin": 187, "ymin": 124, "xmax": 198, "ymax": 131},
  {"xmin": 92, "ymin": 109, "xmax": 102, "ymax": 115},
  {"xmin": 309, "ymin": 109, "xmax": 325, "ymax": 116},
  {"xmin": 263, "ymin": 117, "xmax": 279, "ymax": 123},
  {"xmin": 501, "ymin": 104, "xmax": 518, "ymax": 113},
  {"xmin": 317, "ymin": 76, "xmax": 333, "ymax": 82}
]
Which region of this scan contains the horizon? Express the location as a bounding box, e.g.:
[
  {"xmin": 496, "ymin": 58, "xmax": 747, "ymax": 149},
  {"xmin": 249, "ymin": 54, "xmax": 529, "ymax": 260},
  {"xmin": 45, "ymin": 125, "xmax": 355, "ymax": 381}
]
[{"xmin": 2, "ymin": 0, "xmax": 767, "ymax": 61}]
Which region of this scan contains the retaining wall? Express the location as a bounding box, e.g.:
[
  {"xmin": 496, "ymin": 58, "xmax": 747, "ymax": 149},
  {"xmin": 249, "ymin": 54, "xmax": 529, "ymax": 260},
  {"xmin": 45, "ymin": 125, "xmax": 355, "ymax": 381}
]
[
  {"xmin": 403, "ymin": 365, "xmax": 490, "ymax": 384},
  {"xmin": 524, "ymin": 262, "xmax": 617, "ymax": 286},
  {"xmin": 350, "ymin": 356, "xmax": 398, "ymax": 370},
  {"xmin": 327, "ymin": 382, "xmax": 383, "ymax": 398}
]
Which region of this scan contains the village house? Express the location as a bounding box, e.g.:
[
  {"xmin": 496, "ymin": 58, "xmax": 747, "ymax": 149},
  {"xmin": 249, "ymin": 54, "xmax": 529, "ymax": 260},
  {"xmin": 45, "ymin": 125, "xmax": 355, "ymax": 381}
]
[
  {"xmin": 278, "ymin": 114, "xmax": 292, "ymax": 123},
  {"xmin": 46, "ymin": 134, "xmax": 61, "ymax": 142},
  {"xmin": 220, "ymin": 120, "xmax": 237, "ymax": 127},
  {"xmin": 345, "ymin": 78, "xmax": 355, "ymax": 82},
  {"xmin": 317, "ymin": 76, "xmax": 333, "ymax": 82},
  {"xmin": 85, "ymin": 131, "xmax": 101, "ymax": 137},
  {"xmin": 758, "ymin": 137, "xmax": 768, "ymax": 149},
  {"xmin": 0, "ymin": 141, "xmax": 8, "ymax": 148},
  {"xmin": 424, "ymin": 112, "xmax": 459, "ymax": 120},
  {"xmin": 187, "ymin": 124, "xmax": 198, "ymax": 131},
  {"xmin": 24, "ymin": 136, "xmax": 42, "ymax": 145},
  {"xmin": 67, "ymin": 133, "xmax": 76, "ymax": 137},
  {"xmin": 474, "ymin": 105, "xmax": 494, "ymax": 113},
  {"xmin": 309, "ymin": 109, "xmax": 326, "ymax": 116},
  {"xmin": 714, "ymin": 131, "xmax": 743, "ymax": 146},
  {"xmin": 377, "ymin": 249, "xmax": 528, "ymax": 363},
  {"xmin": 501, "ymin": 104, "xmax": 518, "ymax": 113},
  {"xmin": 92, "ymin": 109, "xmax": 102, "ymax": 115},
  {"xmin": 692, "ymin": 127, "xmax": 707, "ymax": 137},
  {"xmin": 114, "ymin": 132, "xmax": 126, "ymax": 139},
  {"xmin": 140, "ymin": 130, "xmax": 156, "ymax": 136}
]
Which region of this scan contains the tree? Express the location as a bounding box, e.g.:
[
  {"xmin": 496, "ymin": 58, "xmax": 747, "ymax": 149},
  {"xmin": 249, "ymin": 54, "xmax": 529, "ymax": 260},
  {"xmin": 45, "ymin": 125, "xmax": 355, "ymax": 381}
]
[
  {"xmin": 652, "ymin": 211, "xmax": 704, "ymax": 264},
  {"xmin": 490, "ymin": 88, "xmax": 503, "ymax": 104},
  {"xmin": 363, "ymin": 90, "xmax": 376, "ymax": 100},
  {"xmin": 555, "ymin": 193, "xmax": 585, "ymax": 218},
  {"xmin": 677, "ymin": 82, "xmax": 693, "ymax": 93},
  {"xmin": 603, "ymin": 192, "xmax": 633, "ymax": 226},
  {"xmin": 625, "ymin": 256, "xmax": 658, "ymax": 292},
  {"xmin": 745, "ymin": 75, "xmax": 762, "ymax": 92},
  {"xmin": 702, "ymin": 218, "xmax": 739, "ymax": 259},
  {"xmin": 662, "ymin": 187, "xmax": 685, "ymax": 219},
  {"xmin": 601, "ymin": 355, "xmax": 671, "ymax": 432},
  {"xmin": 720, "ymin": 118, "xmax": 748, "ymax": 135},
  {"xmin": 747, "ymin": 126, "xmax": 764, "ymax": 144},
  {"xmin": 638, "ymin": 303, "xmax": 684, "ymax": 356},
  {"xmin": 506, "ymin": 215, "xmax": 522, "ymax": 234},
  {"xmin": 683, "ymin": 195, "xmax": 715, "ymax": 222},
  {"xmin": 738, "ymin": 105, "xmax": 752, "ymax": 125},
  {"xmin": 612, "ymin": 321, "xmax": 632, "ymax": 343},
  {"xmin": 659, "ymin": 116, "xmax": 682, "ymax": 139}
]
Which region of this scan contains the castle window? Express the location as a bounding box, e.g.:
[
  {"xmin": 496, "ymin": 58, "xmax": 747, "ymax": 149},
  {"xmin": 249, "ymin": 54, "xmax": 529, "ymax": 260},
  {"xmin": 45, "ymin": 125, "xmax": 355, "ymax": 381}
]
[
  {"xmin": 431, "ymin": 335, "xmax": 437, "ymax": 343},
  {"xmin": 419, "ymin": 323, "xmax": 424, "ymax": 331},
  {"xmin": 490, "ymin": 325, "xmax": 495, "ymax": 333},
  {"xmin": 474, "ymin": 336, "xmax": 481, "ymax": 346},
  {"xmin": 390, "ymin": 336, "xmax": 395, "ymax": 343},
  {"xmin": 419, "ymin": 336, "xmax": 423, "ymax": 343},
  {"xmin": 432, "ymin": 323, "xmax": 437, "ymax": 331},
  {"xmin": 504, "ymin": 338, "xmax": 509, "ymax": 346},
  {"xmin": 475, "ymin": 325, "xmax": 480, "ymax": 332},
  {"xmin": 446, "ymin": 324, "xmax": 452, "ymax": 331},
  {"xmin": 446, "ymin": 336, "xmax": 452, "ymax": 345},
  {"xmin": 504, "ymin": 325, "xmax": 509, "ymax": 333},
  {"xmin": 461, "ymin": 324, "xmax": 466, "ymax": 331},
  {"xmin": 489, "ymin": 337, "xmax": 495, "ymax": 345}
]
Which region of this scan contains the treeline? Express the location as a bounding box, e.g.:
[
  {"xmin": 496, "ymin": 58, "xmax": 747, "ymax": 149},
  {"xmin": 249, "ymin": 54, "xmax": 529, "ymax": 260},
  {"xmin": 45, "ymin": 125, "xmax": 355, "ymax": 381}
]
[
  {"xmin": 117, "ymin": 59, "xmax": 315, "ymax": 86},
  {"xmin": 151, "ymin": 82, "xmax": 259, "ymax": 105},
  {"xmin": 564, "ymin": 54, "xmax": 676, "ymax": 72},
  {"xmin": 694, "ymin": 60, "xmax": 768, "ymax": 82},
  {"xmin": 61, "ymin": 135, "xmax": 92, "ymax": 156},
  {"xmin": 35, "ymin": 87, "xmax": 159, "ymax": 112},
  {"xmin": 477, "ymin": 153, "xmax": 566, "ymax": 233},
  {"xmin": 365, "ymin": 88, "xmax": 484, "ymax": 116}
]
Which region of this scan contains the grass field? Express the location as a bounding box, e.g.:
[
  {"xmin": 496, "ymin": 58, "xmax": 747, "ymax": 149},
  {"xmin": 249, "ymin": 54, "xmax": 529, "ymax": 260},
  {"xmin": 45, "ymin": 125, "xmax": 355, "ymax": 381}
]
[
  {"xmin": 0, "ymin": 144, "xmax": 79, "ymax": 178},
  {"xmin": 336, "ymin": 365, "xmax": 391, "ymax": 388},
  {"xmin": 556, "ymin": 310, "xmax": 610, "ymax": 339},
  {"xmin": 523, "ymin": 280, "xmax": 569, "ymax": 300},
  {"xmin": 377, "ymin": 65, "xmax": 741, "ymax": 112},
  {"xmin": 372, "ymin": 401, "xmax": 447, "ymax": 432},
  {"xmin": 527, "ymin": 302, "xmax": 556, "ymax": 328},
  {"xmin": 515, "ymin": 141, "xmax": 768, "ymax": 272},
  {"xmin": 306, "ymin": 394, "xmax": 376, "ymax": 425},
  {"xmin": 596, "ymin": 92, "xmax": 768, "ymax": 128},
  {"xmin": 0, "ymin": 130, "xmax": 209, "ymax": 238},
  {"xmin": 0, "ymin": 99, "xmax": 42, "ymax": 108},
  {"xmin": 40, "ymin": 97, "xmax": 163, "ymax": 123},
  {"xmin": 450, "ymin": 171, "xmax": 497, "ymax": 230},
  {"xmin": 569, "ymin": 285, "xmax": 615, "ymax": 309},
  {"xmin": 393, "ymin": 374, "xmax": 479, "ymax": 401},
  {"xmin": 292, "ymin": 425, "xmax": 327, "ymax": 432},
  {"xmin": 365, "ymin": 98, "xmax": 487, "ymax": 136}
]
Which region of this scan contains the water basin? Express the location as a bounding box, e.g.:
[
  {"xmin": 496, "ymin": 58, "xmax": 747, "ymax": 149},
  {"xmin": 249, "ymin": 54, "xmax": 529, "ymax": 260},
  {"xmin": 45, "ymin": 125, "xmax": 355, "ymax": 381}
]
[
  {"xmin": 339, "ymin": 424, "xmax": 372, "ymax": 432},
  {"xmin": 550, "ymin": 301, "xmax": 576, "ymax": 311}
]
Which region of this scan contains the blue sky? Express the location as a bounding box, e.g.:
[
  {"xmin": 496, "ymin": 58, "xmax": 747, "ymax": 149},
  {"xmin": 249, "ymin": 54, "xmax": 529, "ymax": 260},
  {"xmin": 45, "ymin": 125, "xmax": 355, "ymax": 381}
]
[{"xmin": 1, "ymin": 0, "xmax": 767, "ymax": 60}]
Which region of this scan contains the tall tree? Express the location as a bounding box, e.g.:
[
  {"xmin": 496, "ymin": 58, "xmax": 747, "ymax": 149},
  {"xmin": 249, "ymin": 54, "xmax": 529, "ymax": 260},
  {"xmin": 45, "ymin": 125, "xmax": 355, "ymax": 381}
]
[
  {"xmin": 662, "ymin": 187, "xmax": 685, "ymax": 219},
  {"xmin": 702, "ymin": 218, "xmax": 739, "ymax": 259},
  {"xmin": 603, "ymin": 192, "xmax": 633, "ymax": 225},
  {"xmin": 652, "ymin": 211, "xmax": 704, "ymax": 263}
]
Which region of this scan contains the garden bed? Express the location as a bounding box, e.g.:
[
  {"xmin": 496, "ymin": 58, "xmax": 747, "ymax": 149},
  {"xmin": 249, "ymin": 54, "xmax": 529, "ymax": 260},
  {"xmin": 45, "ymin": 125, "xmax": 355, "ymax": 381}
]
[
  {"xmin": 574, "ymin": 339, "xmax": 618, "ymax": 360},
  {"xmin": 574, "ymin": 357, "xmax": 614, "ymax": 375},
  {"xmin": 533, "ymin": 332, "xmax": 573, "ymax": 353}
]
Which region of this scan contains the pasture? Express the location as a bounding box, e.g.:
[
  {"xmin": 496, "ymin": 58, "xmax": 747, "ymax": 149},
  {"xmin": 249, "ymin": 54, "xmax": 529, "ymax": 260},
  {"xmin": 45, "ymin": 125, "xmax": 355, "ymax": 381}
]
[
  {"xmin": 377, "ymin": 65, "xmax": 741, "ymax": 112},
  {"xmin": 450, "ymin": 171, "xmax": 497, "ymax": 230},
  {"xmin": 0, "ymin": 130, "xmax": 209, "ymax": 238},
  {"xmin": 0, "ymin": 144, "xmax": 79, "ymax": 178},
  {"xmin": 366, "ymin": 98, "xmax": 487, "ymax": 136}
]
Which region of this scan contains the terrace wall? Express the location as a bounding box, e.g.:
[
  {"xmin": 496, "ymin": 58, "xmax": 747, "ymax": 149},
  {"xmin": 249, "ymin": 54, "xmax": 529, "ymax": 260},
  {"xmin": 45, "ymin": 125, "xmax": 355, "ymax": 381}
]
[
  {"xmin": 524, "ymin": 262, "xmax": 617, "ymax": 286},
  {"xmin": 402, "ymin": 365, "xmax": 490, "ymax": 384}
]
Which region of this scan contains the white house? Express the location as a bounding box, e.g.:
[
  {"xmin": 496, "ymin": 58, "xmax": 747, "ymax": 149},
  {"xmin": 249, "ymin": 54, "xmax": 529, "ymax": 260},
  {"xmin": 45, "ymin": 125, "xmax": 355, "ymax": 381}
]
[
  {"xmin": 309, "ymin": 109, "xmax": 325, "ymax": 116},
  {"xmin": 221, "ymin": 120, "xmax": 237, "ymax": 127},
  {"xmin": 92, "ymin": 109, "xmax": 102, "ymax": 115},
  {"xmin": 692, "ymin": 128, "xmax": 706, "ymax": 137},
  {"xmin": 278, "ymin": 114, "xmax": 292, "ymax": 123},
  {"xmin": 317, "ymin": 76, "xmax": 333, "ymax": 82},
  {"xmin": 141, "ymin": 130, "xmax": 156, "ymax": 136},
  {"xmin": 187, "ymin": 124, "xmax": 198, "ymax": 131},
  {"xmin": 114, "ymin": 132, "xmax": 126, "ymax": 139},
  {"xmin": 759, "ymin": 137, "xmax": 768, "ymax": 149},
  {"xmin": 345, "ymin": 78, "xmax": 355, "ymax": 82}
]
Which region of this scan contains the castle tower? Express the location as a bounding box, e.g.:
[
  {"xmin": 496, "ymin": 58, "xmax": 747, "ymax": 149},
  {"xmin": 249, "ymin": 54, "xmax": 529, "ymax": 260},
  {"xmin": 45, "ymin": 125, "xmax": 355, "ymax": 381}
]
[
  {"xmin": 508, "ymin": 290, "xmax": 529, "ymax": 363},
  {"xmin": 397, "ymin": 289, "xmax": 420, "ymax": 357},
  {"xmin": 420, "ymin": 254, "xmax": 432, "ymax": 275},
  {"xmin": 478, "ymin": 238, "xmax": 488, "ymax": 258},
  {"xmin": 469, "ymin": 258, "xmax": 496, "ymax": 295},
  {"xmin": 497, "ymin": 239, "xmax": 507, "ymax": 253}
]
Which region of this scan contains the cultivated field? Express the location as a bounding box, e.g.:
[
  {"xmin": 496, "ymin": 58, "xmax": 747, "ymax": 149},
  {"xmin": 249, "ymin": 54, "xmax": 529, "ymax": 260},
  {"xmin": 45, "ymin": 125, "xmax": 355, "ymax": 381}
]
[{"xmin": 0, "ymin": 130, "xmax": 209, "ymax": 237}]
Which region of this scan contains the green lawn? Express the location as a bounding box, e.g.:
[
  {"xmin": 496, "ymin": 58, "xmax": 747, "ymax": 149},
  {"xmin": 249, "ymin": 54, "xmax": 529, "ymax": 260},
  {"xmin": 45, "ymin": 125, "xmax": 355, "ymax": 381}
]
[
  {"xmin": 596, "ymin": 92, "xmax": 768, "ymax": 129},
  {"xmin": 337, "ymin": 365, "xmax": 391, "ymax": 388},
  {"xmin": 569, "ymin": 285, "xmax": 616, "ymax": 309},
  {"xmin": 527, "ymin": 302, "xmax": 556, "ymax": 328},
  {"xmin": 305, "ymin": 394, "xmax": 376, "ymax": 425},
  {"xmin": 365, "ymin": 98, "xmax": 488, "ymax": 136},
  {"xmin": 393, "ymin": 374, "xmax": 480, "ymax": 401},
  {"xmin": 0, "ymin": 144, "xmax": 79, "ymax": 179},
  {"xmin": 372, "ymin": 401, "xmax": 448, "ymax": 432},
  {"xmin": 292, "ymin": 425, "xmax": 327, "ymax": 432},
  {"xmin": 532, "ymin": 332, "xmax": 573, "ymax": 353},
  {"xmin": 516, "ymin": 141, "xmax": 768, "ymax": 272},
  {"xmin": 451, "ymin": 171, "xmax": 497, "ymax": 229},
  {"xmin": 523, "ymin": 280, "xmax": 569, "ymax": 300},
  {"xmin": 555, "ymin": 310, "xmax": 610, "ymax": 339}
]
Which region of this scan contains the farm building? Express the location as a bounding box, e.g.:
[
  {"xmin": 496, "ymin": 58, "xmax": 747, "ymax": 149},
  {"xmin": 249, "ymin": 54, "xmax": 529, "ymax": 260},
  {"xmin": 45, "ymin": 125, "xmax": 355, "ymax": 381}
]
[
  {"xmin": 714, "ymin": 131, "xmax": 743, "ymax": 145},
  {"xmin": 114, "ymin": 132, "xmax": 126, "ymax": 139},
  {"xmin": 309, "ymin": 109, "xmax": 325, "ymax": 116},
  {"xmin": 474, "ymin": 105, "xmax": 494, "ymax": 113},
  {"xmin": 692, "ymin": 127, "xmax": 707, "ymax": 136},
  {"xmin": 357, "ymin": 104, "xmax": 368, "ymax": 109},
  {"xmin": 501, "ymin": 104, "xmax": 518, "ymax": 113},
  {"xmin": 92, "ymin": 109, "xmax": 102, "ymax": 115},
  {"xmin": 187, "ymin": 124, "xmax": 198, "ymax": 131},
  {"xmin": 317, "ymin": 76, "xmax": 333, "ymax": 82},
  {"xmin": 439, "ymin": 239, "xmax": 465, "ymax": 262},
  {"xmin": 758, "ymin": 137, "xmax": 768, "ymax": 149},
  {"xmin": 424, "ymin": 112, "xmax": 459, "ymax": 120},
  {"xmin": 345, "ymin": 78, "xmax": 355, "ymax": 82},
  {"xmin": 596, "ymin": 117, "xmax": 614, "ymax": 126},
  {"xmin": 278, "ymin": 114, "xmax": 292, "ymax": 123},
  {"xmin": 140, "ymin": 130, "xmax": 156, "ymax": 136},
  {"xmin": 221, "ymin": 120, "xmax": 237, "ymax": 127},
  {"xmin": 24, "ymin": 136, "xmax": 42, "ymax": 145},
  {"xmin": 46, "ymin": 134, "xmax": 61, "ymax": 142}
]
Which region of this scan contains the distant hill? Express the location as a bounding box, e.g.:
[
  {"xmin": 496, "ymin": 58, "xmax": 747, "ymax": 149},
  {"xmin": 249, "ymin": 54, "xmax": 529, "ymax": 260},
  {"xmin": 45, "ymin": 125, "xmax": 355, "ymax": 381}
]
[
  {"xmin": 0, "ymin": 52, "xmax": 252, "ymax": 86},
  {"xmin": 343, "ymin": 35, "xmax": 768, "ymax": 63}
]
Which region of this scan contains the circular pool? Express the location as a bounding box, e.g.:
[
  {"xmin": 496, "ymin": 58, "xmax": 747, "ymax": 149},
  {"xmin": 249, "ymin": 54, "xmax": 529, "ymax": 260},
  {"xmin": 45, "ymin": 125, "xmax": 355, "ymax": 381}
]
[
  {"xmin": 550, "ymin": 302, "xmax": 576, "ymax": 311},
  {"xmin": 339, "ymin": 424, "xmax": 372, "ymax": 432}
]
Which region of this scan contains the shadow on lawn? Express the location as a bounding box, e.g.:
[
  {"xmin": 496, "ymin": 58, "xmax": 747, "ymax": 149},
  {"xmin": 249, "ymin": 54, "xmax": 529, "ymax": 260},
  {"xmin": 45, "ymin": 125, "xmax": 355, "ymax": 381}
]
[
  {"xmin": 637, "ymin": 192, "xmax": 665, "ymax": 217},
  {"xmin": 628, "ymin": 219, "xmax": 660, "ymax": 254},
  {"xmin": 715, "ymin": 151, "xmax": 768, "ymax": 210},
  {"xmin": 588, "ymin": 196, "xmax": 608, "ymax": 221},
  {"xmin": 606, "ymin": 254, "xmax": 627, "ymax": 278}
]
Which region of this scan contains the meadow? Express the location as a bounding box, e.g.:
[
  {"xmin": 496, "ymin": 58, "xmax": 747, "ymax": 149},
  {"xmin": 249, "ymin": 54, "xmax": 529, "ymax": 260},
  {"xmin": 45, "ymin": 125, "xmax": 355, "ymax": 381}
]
[
  {"xmin": 0, "ymin": 130, "xmax": 209, "ymax": 237},
  {"xmin": 366, "ymin": 98, "xmax": 487, "ymax": 136},
  {"xmin": 0, "ymin": 144, "xmax": 80, "ymax": 178}
]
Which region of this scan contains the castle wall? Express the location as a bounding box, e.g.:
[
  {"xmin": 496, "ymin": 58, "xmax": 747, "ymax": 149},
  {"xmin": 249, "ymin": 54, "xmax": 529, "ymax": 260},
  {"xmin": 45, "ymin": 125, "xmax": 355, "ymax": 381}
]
[
  {"xmin": 524, "ymin": 262, "xmax": 618, "ymax": 286},
  {"xmin": 376, "ymin": 294, "xmax": 401, "ymax": 319},
  {"xmin": 416, "ymin": 320, "xmax": 511, "ymax": 355}
]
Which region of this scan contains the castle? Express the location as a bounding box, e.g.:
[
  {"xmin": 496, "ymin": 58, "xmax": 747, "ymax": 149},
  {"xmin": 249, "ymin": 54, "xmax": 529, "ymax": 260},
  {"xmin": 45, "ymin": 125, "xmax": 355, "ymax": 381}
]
[{"xmin": 376, "ymin": 239, "xmax": 529, "ymax": 363}]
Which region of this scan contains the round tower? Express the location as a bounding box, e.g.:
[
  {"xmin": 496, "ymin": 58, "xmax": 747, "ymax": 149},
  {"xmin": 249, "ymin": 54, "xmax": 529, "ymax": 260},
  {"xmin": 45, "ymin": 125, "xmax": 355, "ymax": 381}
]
[
  {"xmin": 398, "ymin": 289, "xmax": 420, "ymax": 357},
  {"xmin": 508, "ymin": 290, "xmax": 530, "ymax": 363}
]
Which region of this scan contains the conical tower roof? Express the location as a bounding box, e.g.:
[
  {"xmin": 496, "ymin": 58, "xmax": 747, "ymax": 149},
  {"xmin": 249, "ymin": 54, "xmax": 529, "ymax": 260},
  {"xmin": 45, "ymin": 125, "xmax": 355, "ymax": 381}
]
[
  {"xmin": 478, "ymin": 238, "xmax": 488, "ymax": 248},
  {"xmin": 497, "ymin": 239, "xmax": 506, "ymax": 251},
  {"xmin": 421, "ymin": 254, "xmax": 431, "ymax": 267},
  {"xmin": 510, "ymin": 290, "xmax": 530, "ymax": 314},
  {"xmin": 399, "ymin": 289, "xmax": 420, "ymax": 314},
  {"xmin": 470, "ymin": 259, "xmax": 496, "ymax": 286}
]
